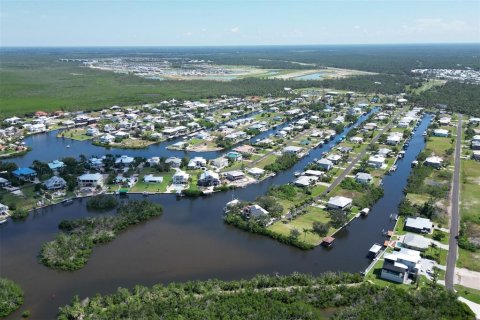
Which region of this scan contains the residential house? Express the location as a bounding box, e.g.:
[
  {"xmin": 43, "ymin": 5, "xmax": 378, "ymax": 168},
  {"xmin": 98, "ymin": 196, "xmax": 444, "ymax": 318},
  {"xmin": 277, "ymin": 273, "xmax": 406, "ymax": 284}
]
[
  {"xmin": 48, "ymin": 160, "xmax": 65, "ymax": 171},
  {"xmin": 294, "ymin": 175, "xmax": 318, "ymax": 188},
  {"xmin": 433, "ymin": 129, "xmax": 449, "ymax": 137},
  {"xmin": 355, "ymin": 172, "xmax": 373, "ymax": 184},
  {"xmin": 327, "ymin": 196, "xmax": 352, "ymax": 211},
  {"xmin": 115, "ymin": 155, "xmax": 135, "ymax": 166},
  {"xmin": 77, "ymin": 173, "xmax": 104, "ymax": 188},
  {"xmin": 165, "ymin": 157, "xmax": 182, "ymax": 168},
  {"xmin": 326, "ymin": 154, "xmax": 342, "ymax": 165},
  {"xmin": 316, "ymin": 158, "xmax": 334, "ymax": 171},
  {"xmin": 247, "ymin": 167, "xmax": 265, "ymax": 178},
  {"xmin": 402, "ymin": 233, "xmax": 430, "ymax": 251},
  {"xmin": 243, "ymin": 204, "xmax": 269, "ymax": 219},
  {"xmin": 381, "ymin": 248, "xmax": 421, "ymax": 283},
  {"xmin": 187, "ymin": 157, "xmax": 207, "ymax": 169},
  {"xmin": 225, "ymin": 171, "xmax": 245, "ymax": 181},
  {"xmin": 226, "ymin": 151, "xmax": 243, "ymax": 162},
  {"xmin": 283, "ymin": 146, "xmax": 303, "ymax": 156},
  {"xmin": 424, "ymin": 156, "xmax": 443, "ymax": 169},
  {"xmin": 198, "ymin": 170, "xmax": 220, "ymax": 186},
  {"xmin": 43, "ymin": 176, "xmax": 67, "ymax": 190},
  {"xmin": 143, "ymin": 174, "xmax": 164, "ymax": 183},
  {"xmin": 368, "ymin": 155, "xmax": 385, "ymax": 169},
  {"xmin": 404, "ymin": 217, "xmax": 433, "ymax": 234},
  {"xmin": 12, "ymin": 168, "xmax": 37, "ymax": 181},
  {"xmin": 172, "ymin": 170, "xmax": 190, "ymax": 185},
  {"xmin": 211, "ymin": 157, "xmax": 229, "ymax": 169}
]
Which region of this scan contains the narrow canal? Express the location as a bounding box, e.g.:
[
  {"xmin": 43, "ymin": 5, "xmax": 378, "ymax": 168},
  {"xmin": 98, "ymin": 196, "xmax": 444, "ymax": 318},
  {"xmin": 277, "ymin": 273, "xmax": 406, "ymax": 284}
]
[{"xmin": 0, "ymin": 113, "xmax": 432, "ymax": 319}]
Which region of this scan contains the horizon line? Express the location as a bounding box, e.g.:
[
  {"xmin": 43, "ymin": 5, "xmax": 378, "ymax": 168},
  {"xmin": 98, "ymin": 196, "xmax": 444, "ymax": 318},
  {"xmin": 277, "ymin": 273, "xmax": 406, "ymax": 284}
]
[{"xmin": 1, "ymin": 42, "xmax": 480, "ymax": 49}]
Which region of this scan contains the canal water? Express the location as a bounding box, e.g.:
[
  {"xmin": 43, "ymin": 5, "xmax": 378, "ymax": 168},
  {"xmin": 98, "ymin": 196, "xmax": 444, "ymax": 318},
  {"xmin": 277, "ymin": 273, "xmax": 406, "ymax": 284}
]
[
  {"xmin": 0, "ymin": 113, "xmax": 432, "ymax": 319},
  {"xmin": 10, "ymin": 112, "xmax": 296, "ymax": 168}
]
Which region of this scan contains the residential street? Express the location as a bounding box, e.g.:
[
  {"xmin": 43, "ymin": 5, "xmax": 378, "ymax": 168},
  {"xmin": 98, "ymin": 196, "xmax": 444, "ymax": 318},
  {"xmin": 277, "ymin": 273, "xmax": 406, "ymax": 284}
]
[{"xmin": 445, "ymin": 114, "xmax": 462, "ymax": 290}]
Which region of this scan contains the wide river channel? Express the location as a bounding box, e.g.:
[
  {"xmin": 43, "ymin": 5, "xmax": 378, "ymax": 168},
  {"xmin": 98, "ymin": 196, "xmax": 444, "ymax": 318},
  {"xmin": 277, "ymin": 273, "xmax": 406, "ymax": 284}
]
[{"xmin": 0, "ymin": 112, "xmax": 432, "ymax": 319}]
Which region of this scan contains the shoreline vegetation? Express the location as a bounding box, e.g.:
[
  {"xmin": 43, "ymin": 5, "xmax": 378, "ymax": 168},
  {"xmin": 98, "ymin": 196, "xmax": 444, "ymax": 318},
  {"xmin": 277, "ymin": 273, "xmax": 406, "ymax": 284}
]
[
  {"xmin": 0, "ymin": 277, "xmax": 24, "ymax": 318},
  {"xmin": 39, "ymin": 200, "xmax": 163, "ymax": 271},
  {"xmin": 57, "ymin": 272, "xmax": 474, "ymax": 319},
  {"xmin": 86, "ymin": 194, "xmax": 118, "ymax": 211}
]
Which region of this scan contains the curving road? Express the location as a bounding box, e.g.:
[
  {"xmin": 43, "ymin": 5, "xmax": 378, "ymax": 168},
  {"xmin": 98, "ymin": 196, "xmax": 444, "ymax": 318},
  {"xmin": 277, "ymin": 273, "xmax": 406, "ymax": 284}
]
[{"xmin": 446, "ymin": 114, "xmax": 462, "ymax": 290}]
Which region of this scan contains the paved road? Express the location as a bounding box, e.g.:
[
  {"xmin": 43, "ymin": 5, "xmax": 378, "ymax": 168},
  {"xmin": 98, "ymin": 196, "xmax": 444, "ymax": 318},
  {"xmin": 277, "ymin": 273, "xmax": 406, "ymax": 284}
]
[
  {"xmin": 319, "ymin": 110, "xmax": 402, "ymax": 197},
  {"xmin": 446, "ymin": 114, "xmax": 462, "ymax": 290}
]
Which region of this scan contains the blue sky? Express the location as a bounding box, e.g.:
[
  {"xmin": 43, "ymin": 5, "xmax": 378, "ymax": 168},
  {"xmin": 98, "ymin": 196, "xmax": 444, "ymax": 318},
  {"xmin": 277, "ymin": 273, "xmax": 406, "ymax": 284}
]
[{"xmin": 0, "ymin": 0, "xmax": 479, "ymax": 46}]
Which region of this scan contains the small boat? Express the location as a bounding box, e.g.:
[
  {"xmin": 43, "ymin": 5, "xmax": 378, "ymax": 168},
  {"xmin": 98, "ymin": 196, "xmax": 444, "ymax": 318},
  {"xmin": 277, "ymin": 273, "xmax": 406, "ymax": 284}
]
[
  {"xmin": 142, "ymin": 191, "xmax": 149, "ymax": 197},
  {"xmin": 321, "ymin": 236, "xmax": 335, "ymax": 247},
  {"xmin": 66, "ymin": 145, "xmax": 70, "ymax": 148},
  {"xmin": 62, "ymin": 198, "xmax": 73, "ymax": 205},
  {"xmin": 360, "ymin": 208, "xmax": 370, "ymax": 216},
  {"xmin": 389, "ymin": 165, "xmax": 397, "ymax": 172},
  {"xmin": 0, "ymin": 217, "xmax": 8, "ymax": 224},
  {"xmin": 294, "ymin": 171, "xmax": 302, "ymax": 177},
  {"xmin": 367, "ymin": 243, "xmax": 382, "ymax": 259}
]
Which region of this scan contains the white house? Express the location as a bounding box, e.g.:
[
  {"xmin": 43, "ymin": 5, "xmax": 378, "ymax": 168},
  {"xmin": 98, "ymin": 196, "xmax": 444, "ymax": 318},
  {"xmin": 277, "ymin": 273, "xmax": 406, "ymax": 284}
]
[
  {"xmin": 326, "ymin": 154, "xmax": 342, "ymax": 164},
  {"xmin": 350, "ymin": 136, "xmax": 364, "ymax": 144},
  {"xmin": 294, "ymin": 175, "xmax": 318, "ymax": 188},
  {"xmin": 165, "ymin": 157, "xmax": 182, "ymax": 168},
  {"xmin": 243, "ymin": 204, "xmax": 269, "ymax": 219},
  {"xmin": 317, "ymin": 158, "xmax": 334, "ymax": 171},
  {"xmin": 247, "ymin": 167, "xmax": 265, "ymax": 178},
  {"xmin": 355, "ymin": 172, "xmax": 373, "ymax": 184},
  {"xmin": 77, "ymin": 173, "xmax": 104, "ymax": 188},
  {"xmin": 327, "ymin": 196, "xmax": 352, "ymax": 211},
  {"xmin": 386, "ymin": 133, "xmax": 403, "ymax": 145},
  {"xmin": 282, "ymin": 146, "xmax": 303, "ymax": 155},
  {"xmin": 225, "ymin": 171, "xmax": 245, "ymax": 181},
  {"xmin": 99, "ymin": 134, "xmax": 115, "ymax": 144},
  {"xmin": 187, "ymin": 157, "xmax": 207, "ymax": 169},
  {"xmin": 143, "ymin": 174, "xmax": 164, "ymax": 183},
  {"xmin": 0, "ymin": 203, "xmax": 9, "ymax": 215},
  {"xmin": 86, "ymin": 127, "xmax": 100, "ymax": 136},
  {"xmin": 172, "ymin": 170, "xmax": 190, "ymax": 185},
  {"xmin": 381, "ymin": 248, "xmax": 421, "ymax": 283},
  {"xmin": 433, "ymin": 129, "xmax": 449, "ymax": 137},
  {"xmin": 198, "ymin": 170, "xmax": 220, "ymax": 186},
  {"xmin": 424, "ymin": 156, "xmax": 443, "ymax": 169},
  {"xmin": 115, "ymin": 155, "xmax": 135, "ymax": 166},
  {"xmin": 368, "ymin": 155, "xmax": 385, "ymax": 169},
  {"xmin": 404, "ymin": 217, "xmax": 433, "ymax": 234},
  {"xmin": 212, "ymin": 157, "xmax": 229, "ymax": 169}
]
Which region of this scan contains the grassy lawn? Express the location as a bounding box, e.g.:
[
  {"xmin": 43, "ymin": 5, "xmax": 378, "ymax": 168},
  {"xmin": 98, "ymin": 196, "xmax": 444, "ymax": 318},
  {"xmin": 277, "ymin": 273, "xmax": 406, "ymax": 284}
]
[
  {"xmin": 129, "ymin": 170, "xmax": 174, "ymax": 193},
  {"xmin": 251, "ymin": 154, "xmax": 277, "ymax": 169},
  {"xmin": 425, "ymin": 136, "xmax": 454, "ymax": 158},
  {"xmin": 0, "ymin": 185, "xmax": 40, "ymax": 211},
  {"xmin": 57, "ymin": 128, "xmax": 92, "ymax": 141},
  {"xmin": 423, "ymin": 246, "xmax": 448, "ymax": 265},
  {"xmin": 110, "ymin": 138, "xmax": 158, "ymax": 149},
  {"xmin": 406, "ymin": 193, "xmax": 431, "ymax": 206},
  {"xmin": 461, "ymin": 160, "xmax": 480, "ymax": 223},
  {"xmin": 393, "ymin": 216, "xmax": 406, "ymax": 235},
  {"xmin": 455, "ymin": 285, "xmax": 480, "ymax": 304},
  {"xmin": 424, "ymin": 229, "xmax": 449, "ymax": 245},
  {"xmin": 268, "ymin": 206, "xmax": 335, "ymax": 246},
  {"xmin": 457, "ymin": 248, "xmax": 480, "ymax": 272}
]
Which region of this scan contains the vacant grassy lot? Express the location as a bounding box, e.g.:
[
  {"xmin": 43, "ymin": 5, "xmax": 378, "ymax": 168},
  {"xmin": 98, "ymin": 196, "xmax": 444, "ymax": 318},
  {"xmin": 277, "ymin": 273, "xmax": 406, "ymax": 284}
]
[
  {"xmin": 129, "ymin": 170, "xmax": 174, "ymax": 193},
  {"xmin": 268, "ymin": 206, "xmax": 335, "ymax": 246}
]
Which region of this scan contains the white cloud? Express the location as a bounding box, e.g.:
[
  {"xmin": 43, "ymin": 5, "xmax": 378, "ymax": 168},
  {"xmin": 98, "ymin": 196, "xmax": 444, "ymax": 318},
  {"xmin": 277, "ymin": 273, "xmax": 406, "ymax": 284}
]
[
  {"xmin": 402, "ymin": 18, "xmax": 468, "ymax": 33},
  {"xmin": 353, "ymin": 25, "xmax": 361, "ymax": 30},
  {"xmin": 230, "ymin": 27, "xmax": 240, "ymax": 33},
  {"xmin": 183, "ymin": 31, "xmax": 193, "ymax": 37}
]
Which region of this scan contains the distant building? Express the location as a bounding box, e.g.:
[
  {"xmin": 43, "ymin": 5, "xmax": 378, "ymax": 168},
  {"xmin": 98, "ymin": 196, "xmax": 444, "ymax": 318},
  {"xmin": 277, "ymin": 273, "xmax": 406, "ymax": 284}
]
[
  {"xmin": 165, "ymin": 157, "xmax": 182, "ymax": 168},
  {"xmin": 243, "ymin": 204, "xmax": 269, "ymax": 219},
  {"xmin": 355, "ymin": 172, "xmax": 373, "ymax": 184},
  {"xmin": 381, "ymin": 248, "xmax": 421, "ymax": 283},
  {"xmin": 172, "ymin": 171, "xmax": 190, "ymax": 185},
  {"xmin": 143, "ymin": 174, "xmax": 164, "ymax": 183},
  {"xmin": 211, "ymin": 157, "xmax": 229, "ymax": 169},
  {"xmin": 198, "ymin": 170, "xmax": 220, "ymax": 186},
  {"xmin": 317, "ymin": 158, "xmax": 334, "ymax": 171}
]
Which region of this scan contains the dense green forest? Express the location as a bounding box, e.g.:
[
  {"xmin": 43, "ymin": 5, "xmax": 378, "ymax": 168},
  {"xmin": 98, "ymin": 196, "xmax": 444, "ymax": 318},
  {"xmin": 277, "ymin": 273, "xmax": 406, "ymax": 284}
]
[
  {"xmin": 411, "ymin": 82, "xmax": 480, "ymax": 116},
  {"xmin": 57, "ymin": 273, "xmax": 474, "ymax": 320}
]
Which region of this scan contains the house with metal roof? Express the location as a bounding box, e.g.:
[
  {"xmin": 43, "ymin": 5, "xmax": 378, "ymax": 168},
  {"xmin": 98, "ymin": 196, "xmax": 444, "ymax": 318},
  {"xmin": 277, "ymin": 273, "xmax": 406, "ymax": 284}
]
[{"xmin": 404, "ymin": 217, "xmax": 433, "ymax": 234}]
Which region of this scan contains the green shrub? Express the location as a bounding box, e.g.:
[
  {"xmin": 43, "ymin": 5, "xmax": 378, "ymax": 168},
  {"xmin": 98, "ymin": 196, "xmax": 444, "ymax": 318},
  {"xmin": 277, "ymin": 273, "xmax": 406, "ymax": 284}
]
[{"xmin": 0, "ymin": 278, "xmax": 24, "ymax": 317}]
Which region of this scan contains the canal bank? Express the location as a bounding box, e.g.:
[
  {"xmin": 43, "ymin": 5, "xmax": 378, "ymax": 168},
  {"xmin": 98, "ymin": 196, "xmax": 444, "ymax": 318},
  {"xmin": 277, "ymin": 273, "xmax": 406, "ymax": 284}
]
[{"xmin": 0, "ymin": 112, "xmax": 432, "ymax": 319}]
